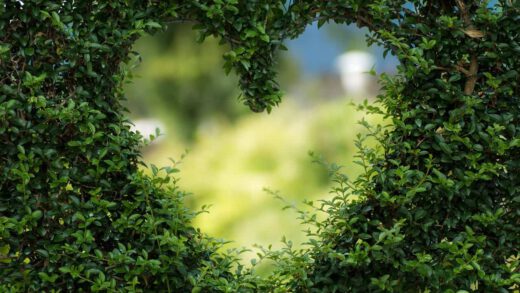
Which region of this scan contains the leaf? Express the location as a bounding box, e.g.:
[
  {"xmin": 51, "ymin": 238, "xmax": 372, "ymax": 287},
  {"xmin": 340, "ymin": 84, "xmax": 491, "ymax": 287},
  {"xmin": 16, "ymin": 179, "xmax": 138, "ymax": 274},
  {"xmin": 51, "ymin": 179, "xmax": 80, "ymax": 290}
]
[
  {"xmin": 32, "ymin": 210, "xmax": 43, "ymax": 220},
  {"xmin": 36, "ymin": 249, "xmax": 49, "ymax": 258},
  {"xmin": 145, "ymin": 21, "xmax": 162, "ymax": 29},
  {"xmin": 245, "ymin": 29, "xmax": 257, "ymax": 38},
  {"xmin": 463, "ymin": 29, "xmax": 485, "ymax": 38}
]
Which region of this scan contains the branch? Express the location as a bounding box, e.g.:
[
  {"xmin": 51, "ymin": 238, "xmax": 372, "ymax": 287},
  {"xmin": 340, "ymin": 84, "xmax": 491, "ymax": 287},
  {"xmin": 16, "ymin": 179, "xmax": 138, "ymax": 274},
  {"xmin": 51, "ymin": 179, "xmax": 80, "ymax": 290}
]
[
  {"xmin": 455, "ymin": 0, "xmax": 480, "ymax": 95},
  {"xmin": 455, "ymin": 63, "xmax": 471, "ymax": 76},
  {"xmin": 464, "ymin": 55, "xmax": 479, "ymax": 95},
  {"xmin": 455, "ymin": 0, "xmax": 472, "ymax": 27}
]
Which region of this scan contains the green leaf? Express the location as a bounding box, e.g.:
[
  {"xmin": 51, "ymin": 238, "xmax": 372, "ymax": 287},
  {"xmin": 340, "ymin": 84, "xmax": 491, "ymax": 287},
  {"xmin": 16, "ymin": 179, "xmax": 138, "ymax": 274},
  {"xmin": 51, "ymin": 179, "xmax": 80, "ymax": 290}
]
[{"xmin": 32, "ymin": 210, "xmax": 43, "ymax": 220}]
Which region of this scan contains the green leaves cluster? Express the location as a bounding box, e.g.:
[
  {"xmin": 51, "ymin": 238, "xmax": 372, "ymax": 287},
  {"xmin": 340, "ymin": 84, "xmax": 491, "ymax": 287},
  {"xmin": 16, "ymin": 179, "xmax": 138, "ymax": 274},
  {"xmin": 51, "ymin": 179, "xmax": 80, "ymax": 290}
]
[
  {"xmin": 0, "ymin": 1, "xmax": 255, "ymax": 291},
  {"xmin": 1, "ymin": 0, "xmax": 519, "ymax": 292},
  {"xmin": 248, "ymin": 1, "xmax": 520, "ymax": 292}
]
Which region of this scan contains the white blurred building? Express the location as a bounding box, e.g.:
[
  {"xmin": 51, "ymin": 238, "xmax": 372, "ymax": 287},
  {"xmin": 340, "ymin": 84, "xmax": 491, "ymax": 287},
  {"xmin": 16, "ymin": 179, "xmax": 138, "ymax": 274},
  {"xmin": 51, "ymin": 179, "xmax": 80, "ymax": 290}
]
[{"xmin": 335, "ymin": 51, "xmax": 375, "ymax": 97}]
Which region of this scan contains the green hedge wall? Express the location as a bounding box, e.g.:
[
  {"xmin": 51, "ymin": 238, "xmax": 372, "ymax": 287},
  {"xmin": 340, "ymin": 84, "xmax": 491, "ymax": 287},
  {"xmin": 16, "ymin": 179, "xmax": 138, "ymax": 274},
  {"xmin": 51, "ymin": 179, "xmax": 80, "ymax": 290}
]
[
  {"xmin": 1, "ymin": 1, "xmax": 519, "ymax": 292},
  {"xmin": 0, "ymin": 1, "xmax": 255, "ymax": 291},
  {"xmin": 259, "ymin": 1, "xmax": 520, "ymax": 292}
]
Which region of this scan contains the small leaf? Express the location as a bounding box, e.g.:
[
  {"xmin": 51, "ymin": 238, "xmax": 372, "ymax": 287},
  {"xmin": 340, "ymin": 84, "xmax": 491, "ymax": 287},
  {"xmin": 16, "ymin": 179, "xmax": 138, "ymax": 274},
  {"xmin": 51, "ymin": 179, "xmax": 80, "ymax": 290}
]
[
  {"xmin": 32, "ymin": 210, "xmax": 43, "ymax": 220},
  {"xmin": 463, "ymin": 29, "xmax": 484, "ymax": 38}
]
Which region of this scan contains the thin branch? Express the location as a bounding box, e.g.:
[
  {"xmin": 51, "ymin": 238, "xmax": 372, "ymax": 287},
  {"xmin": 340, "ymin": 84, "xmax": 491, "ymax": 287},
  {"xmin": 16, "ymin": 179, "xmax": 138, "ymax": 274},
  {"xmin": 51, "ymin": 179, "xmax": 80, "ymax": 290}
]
[
  {"xmin": 455, "ymin": 0, "xmax": 472, "ymax": 27},
  {"xmin": 455, "ymin": 63, "xmax": 471, "ymax": 76},
  {"xmin": 464, "ymin": 55, "xmax": 479, "ymax": 95},
  {"xmin": 434, "ymin": 64, "xmax": 471, "ymax": 76},
  {"xmin": 455, "ymin": 0, "xmax": 480, "ymax": 95}
]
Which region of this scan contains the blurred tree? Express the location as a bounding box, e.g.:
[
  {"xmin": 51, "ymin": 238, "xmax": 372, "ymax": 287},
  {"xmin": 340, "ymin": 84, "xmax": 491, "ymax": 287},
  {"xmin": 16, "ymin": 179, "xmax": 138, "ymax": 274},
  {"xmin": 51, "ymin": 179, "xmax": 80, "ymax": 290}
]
[
  {"xmin": 125, "ymin": 24, "xmax": 301, "ymax": 141},
  {"xmin": 124, "ymin": 24, "xmax": 243, "ymax": 140},
  {"xmin": 325, "ymin": 23, "xmax": 369, "ymax": 52}
]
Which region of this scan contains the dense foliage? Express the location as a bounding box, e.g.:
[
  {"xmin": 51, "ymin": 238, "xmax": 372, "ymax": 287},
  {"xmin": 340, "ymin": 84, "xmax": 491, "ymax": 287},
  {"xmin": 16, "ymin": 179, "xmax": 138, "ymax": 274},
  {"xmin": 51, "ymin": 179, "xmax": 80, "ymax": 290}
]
[
  {"xmin": 257, "ymin": 1, "xmax": 520, "ymax": 292},
  {"xmin": 1, "ymin": 0, "xmax": 519, "ymax": 292},
  {"xmin": 0, "ymin": 1, "xmax": 254, "ymax": 291}
]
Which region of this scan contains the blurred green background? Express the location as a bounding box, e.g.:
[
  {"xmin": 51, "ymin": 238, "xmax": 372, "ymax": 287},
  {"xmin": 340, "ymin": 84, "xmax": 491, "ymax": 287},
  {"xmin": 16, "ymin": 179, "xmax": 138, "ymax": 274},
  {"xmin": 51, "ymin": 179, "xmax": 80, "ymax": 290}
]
[{"xmin": 123, "ymin": 23, "xmax": 391, "ymax": 265}]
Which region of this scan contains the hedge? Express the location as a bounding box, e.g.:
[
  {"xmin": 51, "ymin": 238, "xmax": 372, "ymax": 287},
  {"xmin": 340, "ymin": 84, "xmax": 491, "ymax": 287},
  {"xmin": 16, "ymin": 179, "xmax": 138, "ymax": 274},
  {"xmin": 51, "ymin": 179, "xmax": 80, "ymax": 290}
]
[{"xmin": 1, "ymin": 1, "xmax": 519, "ymax": 292}]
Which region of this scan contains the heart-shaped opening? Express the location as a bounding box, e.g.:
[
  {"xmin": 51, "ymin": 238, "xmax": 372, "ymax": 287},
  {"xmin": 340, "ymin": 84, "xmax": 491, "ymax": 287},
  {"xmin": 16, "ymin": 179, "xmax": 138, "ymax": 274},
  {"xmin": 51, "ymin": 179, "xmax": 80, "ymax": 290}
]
[{"xmin": 124, "ymin": 22, "xmax": 395, "ymax": 266}]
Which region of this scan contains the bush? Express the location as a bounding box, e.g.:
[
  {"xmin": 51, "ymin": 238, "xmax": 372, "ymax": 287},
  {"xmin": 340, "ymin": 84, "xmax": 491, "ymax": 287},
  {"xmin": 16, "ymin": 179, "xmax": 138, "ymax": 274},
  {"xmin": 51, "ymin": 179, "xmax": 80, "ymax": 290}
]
[
  {"xmin": 0, "ymin": 2, "xmax": 253, "ymax": 291},
  {"xmin": 256, "ymin": 1, "xmax": 520, "ymax": 292},
  {"xmin": 1, "ymin": 1, "xmax": 519, "ymax": 292}
]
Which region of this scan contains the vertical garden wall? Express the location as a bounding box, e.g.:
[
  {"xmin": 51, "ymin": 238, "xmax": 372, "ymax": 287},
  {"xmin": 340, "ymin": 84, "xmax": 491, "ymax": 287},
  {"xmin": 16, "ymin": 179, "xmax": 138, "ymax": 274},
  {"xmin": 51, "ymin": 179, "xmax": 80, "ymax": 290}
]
[{"xmin": 1, "ymin": 1, "xmax": 519, "ymax": 292}]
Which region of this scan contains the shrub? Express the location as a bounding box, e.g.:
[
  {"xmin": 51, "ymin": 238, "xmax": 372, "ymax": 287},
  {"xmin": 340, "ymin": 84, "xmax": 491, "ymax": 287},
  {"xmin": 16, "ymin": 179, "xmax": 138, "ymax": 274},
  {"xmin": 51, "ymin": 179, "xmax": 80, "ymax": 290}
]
[
  {"xmin": 256, "ymin": 1, "xmax": 520, "ymax": 292},
  {"xmin": 0, "ymin": 1, "xmax": 254, "ymax": 291},
  {"xmin": 1, "ymin": 0, "xmax": 519, "ymax": 292}
]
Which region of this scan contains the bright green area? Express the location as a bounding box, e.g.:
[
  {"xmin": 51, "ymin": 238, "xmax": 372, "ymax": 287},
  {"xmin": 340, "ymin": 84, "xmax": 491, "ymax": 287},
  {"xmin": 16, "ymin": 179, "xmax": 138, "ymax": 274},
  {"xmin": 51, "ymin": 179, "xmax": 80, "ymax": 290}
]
[
  {"xmin": 144, "ymin": 99, "xmax": 380, "ymax": 257},
  {"xmin": 123, "ymin": 25, "xmax": 380, "ymax": 263}
]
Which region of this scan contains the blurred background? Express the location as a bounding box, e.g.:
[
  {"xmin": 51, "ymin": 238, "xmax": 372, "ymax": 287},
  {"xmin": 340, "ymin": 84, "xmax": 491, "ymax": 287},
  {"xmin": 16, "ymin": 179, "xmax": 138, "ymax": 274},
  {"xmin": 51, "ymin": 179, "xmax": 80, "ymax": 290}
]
[{"xmin": 123, "ymin": 22, "xmax": 397, "ymax": 268}]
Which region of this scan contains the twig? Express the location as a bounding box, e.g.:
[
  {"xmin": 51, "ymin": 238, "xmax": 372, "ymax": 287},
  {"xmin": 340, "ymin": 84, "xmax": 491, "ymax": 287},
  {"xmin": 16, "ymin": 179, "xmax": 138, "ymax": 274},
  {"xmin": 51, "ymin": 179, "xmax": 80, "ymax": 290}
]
[
  {"xmin": 455, "ymin": 0, "xmax": 471, "ymax": 27},
  {"xmin": 455, "ymin": 0, "xmax": 480, "ymax": 95},
  {"xmin": 464, "ymin": 55, "xmax": 479, "ymax": 95}
]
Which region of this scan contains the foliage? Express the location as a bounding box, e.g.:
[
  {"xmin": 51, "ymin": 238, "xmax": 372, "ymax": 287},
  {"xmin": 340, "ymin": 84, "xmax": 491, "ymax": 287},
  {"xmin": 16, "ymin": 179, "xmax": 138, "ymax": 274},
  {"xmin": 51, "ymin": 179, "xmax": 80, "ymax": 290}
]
[
  {"xmin": 250, "ymin": 1, "xmax": 520, "ymax": 292},
  {"xmin": 0, "ymin": 1, "xmax": 254, "ymax": 291},
  {"xmin": 1, "ymin": 0, "xmax": 519, "ymax": 292}
]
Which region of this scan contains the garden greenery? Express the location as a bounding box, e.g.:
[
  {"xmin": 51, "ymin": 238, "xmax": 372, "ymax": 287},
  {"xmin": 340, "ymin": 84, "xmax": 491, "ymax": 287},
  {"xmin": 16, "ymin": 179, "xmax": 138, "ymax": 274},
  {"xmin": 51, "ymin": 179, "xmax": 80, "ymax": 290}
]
[{"xmin": 1, "ymin": 0, "xmax": 519, "ymax": 292}]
